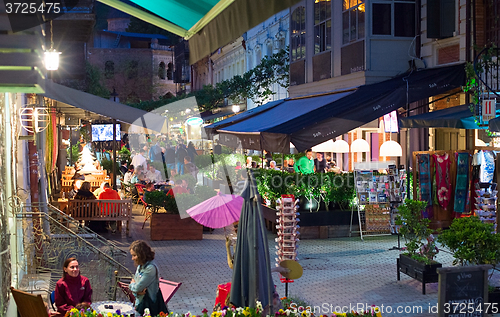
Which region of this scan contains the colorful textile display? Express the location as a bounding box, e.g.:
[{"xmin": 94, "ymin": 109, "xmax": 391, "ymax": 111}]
[
  {"xmin": 480, "ymin": 150, "xmax": 495, "ymax": 183},
  {"xmin": 417, "ymin": 154, "xmax": 433, "ymax": 218},
  {"xmin": 434, "ymin": 153, "xmax": 451, "ymax": 210},
  {"xmin": 454, "ymin": 152, "xmax": 470, "ymax": 214}
]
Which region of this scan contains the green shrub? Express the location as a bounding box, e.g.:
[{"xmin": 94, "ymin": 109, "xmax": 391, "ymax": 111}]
[{"xmin": 438, "ymin": 216, "xmax": 500, "ymax": 266}]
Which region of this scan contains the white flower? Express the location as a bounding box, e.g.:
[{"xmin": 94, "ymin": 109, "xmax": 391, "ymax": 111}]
[
  {"xmin": 256, "ymin": 301, "xmax": 263, "ymax": 311},
  {"xmin": 144, "ymin": 308, "xmax": 151, "ymax": 316}
]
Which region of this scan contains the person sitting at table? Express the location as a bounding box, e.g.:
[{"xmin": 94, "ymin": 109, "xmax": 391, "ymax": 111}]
[
  {"xmin": 143, "ymin": 182, "xmax": 156, "ymax": 203},
  {"xmin": 269, "ymin": 160, "xmax": 280, "ymax": 170},
  {"xmin": 129, "ymin": 240, "xmax": 167, "ymax": 316},
  {"xmin": 98, "ymin": 182, "xmax": 121, "ymax": 233},
  {"xmin": 135, "ymin": 166, "xmax": 147, "ymax": 184},
  {"xmin": 124, "ymin": 165, "xmax": 135, "ymax": 184},
  {"xmin": 93, "ymin": 181, "xmax": 107, "ymax": 197},
  {"xmin": 235, "ymin": 161, "xmax": 242, "ymax": 170},
  {"xmin": 245, "ymin": 156, "xmax": 253, "ymax": 168},
  {"xmin": 54, "ymin": 257, "xmax": 92, "ymax": 315},
  {"xmin": 68, "ymin": 180, "xmax": 83, "ymax": 199},
  {"xmin": 74, "ymin": 181, "xmax": 96, "ymax": 200},
  {"xmin": 166, "ymin": 179, "xmax": 188, "ymax": 197},
  {"xmin": 146, "ymin": 164, "xmax": 163, "ymax": 183}
]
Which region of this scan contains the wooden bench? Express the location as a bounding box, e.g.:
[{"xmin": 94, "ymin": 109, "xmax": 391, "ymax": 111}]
[{"xmin": 67, "ymin": 199, "xmax": 133, "ymax": 236}]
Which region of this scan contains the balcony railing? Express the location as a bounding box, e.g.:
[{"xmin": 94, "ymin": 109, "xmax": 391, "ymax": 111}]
[{"xmin": 14, "ymin": 202, "xmax": 133, "ymax": 302}]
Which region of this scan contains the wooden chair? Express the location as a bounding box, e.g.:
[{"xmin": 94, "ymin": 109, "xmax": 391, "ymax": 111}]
[
  {"xmin": 10, "ymin": 287, "xmax": 49, "ymax": 317},
  {"xmin": 158, "ymin": 278, "xmax": 182, "ymax": 308},
  {"xmin": 135, "ymin": 184, "xmax": 145, "ymax": 205},
  {"xmin": 141, "ymin": 196, "xmax": 152, "ymax": 229}
]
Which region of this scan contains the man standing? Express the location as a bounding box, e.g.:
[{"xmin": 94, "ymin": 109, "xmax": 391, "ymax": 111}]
[
  {"xmin": 175, "ymin": 143, "xmax": 188, "ymax": 175},
  {"xmin": 165, "ymin": 144, "xmax": 176, "ymax": 173},
  {"xmin": 294, "ymin": 149, "xmax": 315, "ymax": 174},
  {"xmin": 130, "ymin": 149, "xmax": 147, "ymax": 172},
  {"xmin": 314, "ymin": 152, "xmax": 327, "ymax": 173}
]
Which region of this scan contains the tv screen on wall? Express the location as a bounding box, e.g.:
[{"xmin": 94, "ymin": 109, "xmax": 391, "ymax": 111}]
[{"xmin": 91, "ymin": 124, "xmax": 121, "ymax": 141}]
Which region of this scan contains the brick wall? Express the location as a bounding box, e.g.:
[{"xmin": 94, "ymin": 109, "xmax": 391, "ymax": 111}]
[{"xmin": 437, "ymin": 44, "xmax": 460, "ymax": 65}]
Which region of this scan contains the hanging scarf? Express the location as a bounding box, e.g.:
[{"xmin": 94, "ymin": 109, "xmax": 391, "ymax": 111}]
[
  {"xmin": 433, "ymin": 153, "xmax": 451, "ymax": 210},
  {"xmin": 418, "ymin": 154, "xmax": 433, "ymax": 218},
  {"xmin": 454, "ymin": 152, "xmax": 470, "ymax": 214}
]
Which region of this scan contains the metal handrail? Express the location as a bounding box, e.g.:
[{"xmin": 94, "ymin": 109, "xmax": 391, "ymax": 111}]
[{"xmin": 473, "ymin": 46, "xmax": 500, "ymax": 98}]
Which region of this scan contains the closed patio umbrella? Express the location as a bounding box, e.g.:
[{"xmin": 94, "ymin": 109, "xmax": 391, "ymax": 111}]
[{"xmin": 230, "ymin": 170, "xmax": 274, "ymax": 311}]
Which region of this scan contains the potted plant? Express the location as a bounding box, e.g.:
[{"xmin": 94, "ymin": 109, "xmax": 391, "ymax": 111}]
[
  {"xmin": 437, "ymin": 216, "xmax": 500, "ymax": 302},
  {"xmin": 395, "ymin": 199, "xmax": 442, "ymax": 294},
  {"xmin": 149, "ymin": 185, "xmax": 216, "ymax": 241}
]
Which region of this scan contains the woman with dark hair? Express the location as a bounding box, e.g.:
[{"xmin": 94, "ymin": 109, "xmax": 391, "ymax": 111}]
[
  {"xmin": 129, "ymin": 240, "xmax": 167, "ymax": 316},
  {"xmin": 74, "ymin": 181, "xmax": 96, "ymax": 200},
  {"xmin": 54, "ymin": 258, "xmax": 92, "ymax": 314}
]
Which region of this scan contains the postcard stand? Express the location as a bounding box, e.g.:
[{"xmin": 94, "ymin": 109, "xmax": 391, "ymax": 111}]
[
  {"xmin": 351, "ymin": 169, "xmax": 400, "ymax": 240},
  {"xmin": 275, "ymin": 194, "xmax": 299, "ymax": 295}
]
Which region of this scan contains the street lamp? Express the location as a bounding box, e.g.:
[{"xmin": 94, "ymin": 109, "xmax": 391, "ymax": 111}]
[{"xmin": 163, "ymin": 110, "xmax": 169, "ymax": 138}]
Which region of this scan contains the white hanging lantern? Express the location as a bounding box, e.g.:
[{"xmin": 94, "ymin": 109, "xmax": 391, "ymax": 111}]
[
  {"xmin": 380, "ymin": 140, "xmax": 402, "ymax": 157},
  {"xmin": 332, "ymin": 139, "xmax": 349, "ymax": 153},
  {"xmin": 20, "ymin": 107, "xmax": 50, "ymax": 133},
  {"xmin": 350, "ymin": 138, "xmax": 370, "ymax": 152}
]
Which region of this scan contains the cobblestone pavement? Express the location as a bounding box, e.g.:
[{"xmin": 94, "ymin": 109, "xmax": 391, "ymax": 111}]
[{"xmin": 103, "ymin": 204, "xmax": 500, "ymax": 317}]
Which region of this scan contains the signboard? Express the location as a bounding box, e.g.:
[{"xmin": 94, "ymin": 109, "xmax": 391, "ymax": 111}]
[
  {"xmin": 438, "ymin": 265, "xmax": 491, "ymax": 317},
  {"xmin": 482, "ymin": 99, "xmax": 496, "ymax": 122},
  {"xmin": 383, "ymin": 111, "xmax": 399, "ymax": 132}
]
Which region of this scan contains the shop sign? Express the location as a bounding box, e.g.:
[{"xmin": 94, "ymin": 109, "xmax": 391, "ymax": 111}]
[{"xmin": 482, "ymin": 99, "xmax": 496, "ymax": 122}]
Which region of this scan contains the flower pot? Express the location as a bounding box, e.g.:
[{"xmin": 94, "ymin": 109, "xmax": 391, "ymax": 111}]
[
  {"xmin": 397, "ymin": 254, "xmax": 442, "ymax": 294},
  {"xmin": 150, "ymin": 213, "xmax": 203, "ymax": 240}
]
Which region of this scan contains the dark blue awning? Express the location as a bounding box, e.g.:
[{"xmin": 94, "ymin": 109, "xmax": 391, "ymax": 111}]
[
  {"xmin": 204, "ymin": 99, "xmax": 285, "ymax": 138},
  {"xmin": 217, "ymin": 63, "xmax": 466, "ymax": 152},
  {"xmin": 400, "ymin": 104, "xmax": 482, "ymax": 129}
]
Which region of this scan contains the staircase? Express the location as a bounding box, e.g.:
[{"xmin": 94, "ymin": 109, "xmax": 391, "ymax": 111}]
[
  {"xmin": 473, "ymin": 47, "xmax": 500, "ymax": 124},
  {"xmin": 14, "ymin": 202, "xmax": 133, "ymax": 302}
]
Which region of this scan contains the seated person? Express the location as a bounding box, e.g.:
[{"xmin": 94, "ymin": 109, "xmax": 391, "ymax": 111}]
[
  {"xmin": 98, "ymin": 183, "xmax": 121, "ymax": 233},
  {"xmin": 269, "ymin": 160, "xmax": 280, "ymax": 170},
  {"xmin": 143, "ymin": 182, "xmax": 156, "ymax": 203},
  {"xmin": 54, "ymin": 258, "xmax": 92, "ymax": 315},
  {"xmin": 166, "ymin": 179, "xmax": 189, "ymax": 197},
  {"xmin": 123, "ymin": 165, "xmax": 135, "ymax": 184},
  {"xmin": 146, "ymin": 164, "xmax": 163, "ymax": 183},
  {"xmin": 74, "ymin": 182, "xmax": 96, "ymax": 200},
  {"xmin": 235, "ymin": 161, "xmax": 242, "ymax": 170},
  {"xmin": 98, "ymin": 182, "xmax": 120, "ymax": 200},
  {"xmin": 245, "ymin": 157, "xmax": 253, "ymax": 168},
  {"xmin": 166, "ymin": 169, "xmax": 177, "ymax": 186},
  {"xmin": 93, "ymin": 181, "xmax": 107, "ymax": 197},
  {"xmin": 68, "ymin": 180, "xmax": 83, "ymax": 199},
  {"xmin": 135, "ymin": 166, "xmax": 147, "ymax": 184}
]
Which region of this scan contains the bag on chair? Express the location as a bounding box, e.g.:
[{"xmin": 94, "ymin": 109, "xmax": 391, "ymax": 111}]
[{"xmin": 136, "ymin": 288, "xmax": 168, "ymax": 316}]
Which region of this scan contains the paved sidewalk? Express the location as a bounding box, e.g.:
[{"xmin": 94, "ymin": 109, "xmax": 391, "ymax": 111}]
[{"xmin": 104, "ymin": 205, "xmax": 500, "ymax": 317}]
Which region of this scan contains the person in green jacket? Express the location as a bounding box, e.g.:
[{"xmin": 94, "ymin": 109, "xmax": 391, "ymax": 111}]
[{"xmin": 294, "ymin": 149, "xmax": 315, "ymax": 174}]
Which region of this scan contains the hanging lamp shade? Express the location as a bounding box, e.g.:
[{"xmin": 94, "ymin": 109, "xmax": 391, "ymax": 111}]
[
  {"xmin": 380, "ymin": 140, "xmax": 402, "ymax": 157},
  {"xmin": 350, "ymin": 139, "xmax": 370, "ymax": 152},
  {"xmin": 312, "ymin": 139, "xmax": 335, "ymax": 152},
  {"xmin": 332, "ymin": 140, "xmax": 350, "ymax": 153}
]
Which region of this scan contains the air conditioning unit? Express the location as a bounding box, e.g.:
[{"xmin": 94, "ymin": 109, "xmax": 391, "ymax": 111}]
[{"xmin": 65, "ymin": 115, "xmax": 81, "ymax": 127}]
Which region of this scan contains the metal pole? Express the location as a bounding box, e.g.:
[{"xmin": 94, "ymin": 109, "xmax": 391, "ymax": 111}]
[{"xmin": 112, "ymin": 119, "xmax": 117, "ymax": 190}]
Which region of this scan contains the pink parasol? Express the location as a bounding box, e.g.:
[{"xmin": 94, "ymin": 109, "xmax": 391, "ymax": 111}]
[{"xmin": 186, "ymin": 193, "xmax": 243, "ymax": 228}]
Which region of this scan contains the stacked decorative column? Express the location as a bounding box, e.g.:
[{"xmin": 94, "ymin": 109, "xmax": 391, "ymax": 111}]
[{"xmin": 275, "ymin": 195, "xmax": 300, "ymax": 269}]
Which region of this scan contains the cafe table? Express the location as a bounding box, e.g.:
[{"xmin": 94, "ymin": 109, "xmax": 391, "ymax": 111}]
[{"xmin": 91, "ymin": 300, "xmax": 137, "ymax": 316}]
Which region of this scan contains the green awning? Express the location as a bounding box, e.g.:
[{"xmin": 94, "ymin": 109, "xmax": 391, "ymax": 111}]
[{"xmin": 97, "ymin": 0, "xmax": 300, "ymax": 64}]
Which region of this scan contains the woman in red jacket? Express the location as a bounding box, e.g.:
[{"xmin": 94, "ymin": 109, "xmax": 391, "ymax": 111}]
[{"xmin": 54, "ymin": 258, "xmax": 92, "ymax": 314}]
